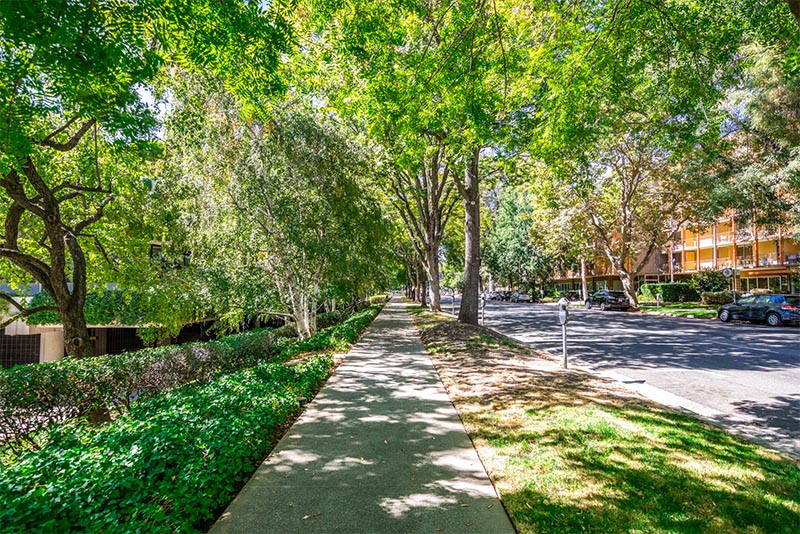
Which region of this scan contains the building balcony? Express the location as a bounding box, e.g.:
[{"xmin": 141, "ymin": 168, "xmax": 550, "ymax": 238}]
[
  {"xmin": 672, "ymin": 253, "xmax": 794, "ymax": 272},
  {"xmin": 717, "ymin": 231, "xmax": 734, "ymax": 244}
]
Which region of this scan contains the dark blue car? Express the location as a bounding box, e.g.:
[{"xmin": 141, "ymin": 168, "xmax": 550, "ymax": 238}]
[{"xmin": 718, "ymin": 294, "xmax": 800, "ymax": 327}]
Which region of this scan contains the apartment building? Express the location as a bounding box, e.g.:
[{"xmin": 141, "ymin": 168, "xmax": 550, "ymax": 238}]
[
  {"xmin": 553, "ymin": 216, "xmax": 800, "ymax": 296},
  {"xmin": 666, "ymin": 216, "xmax": 799, "ymax": 293}
]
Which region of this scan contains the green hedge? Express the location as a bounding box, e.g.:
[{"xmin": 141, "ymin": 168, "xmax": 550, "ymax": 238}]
[
  {"xmin": 0, "ymin": 304, "xmax": 383, "ymax": 532},
  {"xmin": 0, "ymin": 305, "xmax": 382, "ymax": 455},
  {"xmin": 0, "ymin": 327, "xmax": 289, "ymax": 452},
  {"xmin": 0, "ymin": 355, "xmax": 334, "ymax": 533},
  {"xmin": 639, "ymin": 283, "xmax": 700, "ymax": 302},
  {"xmin": 700, "ymin": 290, "xmax": 740, "ymax": 305}
]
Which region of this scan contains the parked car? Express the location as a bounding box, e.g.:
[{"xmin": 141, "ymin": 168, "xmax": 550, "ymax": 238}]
[
  {"xmin": 495, "ymin": 290, "xmax": 512, "ymax": 301},
  {"xmin": 717, "ymin": 294, "xmax": 800, "ymax": 326},
  {"xmin": 584, "ymin": 290, "xmax": 631, "ymax": 311},
  {"xmin": 510, "ymin": 292, "xmax": 531, "ymax": 303}
]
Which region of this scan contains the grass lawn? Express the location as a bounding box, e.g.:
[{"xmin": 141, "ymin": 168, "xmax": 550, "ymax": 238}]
[
  {"xmin": 408, "ymin": 305, "xmax": 799, "ymax": 534},
  {"xmin": 639, "ymin": 302, "xmax": 718, "ymax": 319}
]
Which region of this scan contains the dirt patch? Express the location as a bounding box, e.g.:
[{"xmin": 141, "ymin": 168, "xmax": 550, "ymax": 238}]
[{"xmin": 417, "ymin": 318, "xmax": 648, "ymax": 414}]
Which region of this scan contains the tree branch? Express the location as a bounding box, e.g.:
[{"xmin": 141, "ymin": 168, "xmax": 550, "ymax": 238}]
[
  {"xmin": 74, "ymin": 194, "xmax": 114, "ymax": 235},
  {"xmin": 34, "ymin": 118, "xmax": 97, "ymax": 152},
  {"xmin": 0, "ymin": 304, "xmax": 60, "ymax": 330}
]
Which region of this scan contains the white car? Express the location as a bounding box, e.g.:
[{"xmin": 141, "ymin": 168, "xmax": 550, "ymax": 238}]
[{"xmin": 510, "ymin": 292, "xmax": 531, "ymax": 303}]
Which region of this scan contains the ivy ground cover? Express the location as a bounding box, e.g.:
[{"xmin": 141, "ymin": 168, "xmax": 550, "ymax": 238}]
[{"xmin": 0, "ymin": 305, "xmax": 381, "ymax": 532}]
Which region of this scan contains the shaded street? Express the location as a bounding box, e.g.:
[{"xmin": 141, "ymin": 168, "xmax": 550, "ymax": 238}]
[{"xmin": 448, "ymin": 297, "xmax": 800, "ymax": 457}]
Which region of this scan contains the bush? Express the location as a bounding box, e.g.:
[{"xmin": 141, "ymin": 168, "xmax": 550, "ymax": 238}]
[
  {"xmin": 639, "ymin": 283, "xmax": 700, "ymax": 302},
  {"xmin": 368, "ymin": 294, "xmax": 391, "ymax": 305},
  {"xmin": 689, "ymin": 270, "xmax": 730, "ymax": 293},
  {"xmin": 700, "ymin": 291, "xmax": 740, "ymax": 305},
  {"xmin": 0, "ymin": 305, "xmax": 382, "ymax": 455},
  {"xmin": 0, "ymin": 327, "xmax": 286, "ymax": 452},
  {"xmin": 0, "ymin": 355, "xmax": 334, "ymax": 533}
]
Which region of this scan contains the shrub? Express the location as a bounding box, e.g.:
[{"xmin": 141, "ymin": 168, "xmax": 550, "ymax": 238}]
[
  {"xmin": 0, "ymin": 327, "xmax": 284, "ymax": 453},
  {"xmin": 368, "ymin": 294, "xmax": 391, "ymax": 305},
  {"xmin": 0, "ymin": 355, "xmax": 335, "ymax": 533},
  {"xmin": 700, "ymin": 290, "xmax": 740, "ymax": 305},
  {"xmin": 639, "ymin": 283, "xmax": 700, "ymax": 302},
  {"xmin": 0, "ymin": 305, "xmax": 381, "ymax": 455},
  {"xmin": 689, "ymin": 269, "xmax": 730, "ymax": 293}
]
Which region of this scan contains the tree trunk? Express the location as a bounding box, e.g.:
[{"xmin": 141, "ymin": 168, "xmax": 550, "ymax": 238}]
[
  {"xmin": 414, "ymin": 267, "xmax": 423, "ymax": 304},
  {"xmin": 580, "ymin": 258, "xmax": 589, "ymax": 302},
  {"xmin": 289, "ymin": 287, "xmax": 315, "ymax": 339},
  {"xmin": 788, "ymin": 0, "xmax": 800, "ymax": 27},
  {"xmin": 426, "ymin": 246, "xmax": 442, "ymax": 311},
  {"xmin": 618, "ymin": 270, "xmax": 639, "ymax": 309},
  {"xmin": 458, "ymin": 148, "xmax": 481, "ymax": 325},
  {"xmin": 60, "ymin": 300, "xmax": 93, "ymax": 358},
  {"xmin": 417, "ymin": 261, "xmax": 428, "ymax": 307}
]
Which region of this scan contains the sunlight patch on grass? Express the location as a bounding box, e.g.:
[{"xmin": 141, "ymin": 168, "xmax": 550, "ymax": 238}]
[{"xmin": 408, "ymin": 306, "xmax": 800, "ymax": 534}]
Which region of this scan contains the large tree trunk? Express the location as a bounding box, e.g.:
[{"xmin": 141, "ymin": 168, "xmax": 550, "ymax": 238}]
[
  {"xmin": 458, "ymin": 148, "xmax": 481, "ymax": 325},
  {"xmin": 1, "ymin": 125, "xmax": 104, "ymax": 360},
  {"xmin": 425, "ymin": 246, "xmax": 442, "ymax": 311},
  {"xmin": 60, "ymin": 300, "xmax": 93, "ymax": 358}
]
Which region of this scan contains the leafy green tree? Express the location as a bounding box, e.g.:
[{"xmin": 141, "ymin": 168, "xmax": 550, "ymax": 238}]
[
  {"xmin": 161, "ymin": 74, "xmax": 390, "ymax": 338},
  {"xmin": 713, "ymin": 45, "xmax": 800, "ymax": 235},
  {"xmin": 386, "ymin": 143, "xmax": 460, "ymax": 311},
  {"xmin": 0, "ymin": 0, "xmax": 296, "ymax": 356},
  {"xmin": 689, "ymin": 270, "xmax": 730, "ymax": 293},
  {"xmin": 483, "ymin": 190, "xmax": 552, "ymax": 293},
  {"xmin": 299, "ymin": 0, "xmax": 539, "ymax": 324}
]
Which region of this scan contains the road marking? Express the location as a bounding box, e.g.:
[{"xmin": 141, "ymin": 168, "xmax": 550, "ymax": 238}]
[{"xmin": 672, "ymin": 364, "xmax": 727, "ymax": 379}]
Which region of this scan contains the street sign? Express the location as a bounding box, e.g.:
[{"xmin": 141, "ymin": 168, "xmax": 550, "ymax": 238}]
[{"xmin": 722, "ymin": 267, "xmax": 733, "ymax": 278}]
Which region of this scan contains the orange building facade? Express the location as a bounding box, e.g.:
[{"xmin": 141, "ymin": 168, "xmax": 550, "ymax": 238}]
[{"xmin": 553, "ymin": 216, "xmax": 800, "ymax": 296}]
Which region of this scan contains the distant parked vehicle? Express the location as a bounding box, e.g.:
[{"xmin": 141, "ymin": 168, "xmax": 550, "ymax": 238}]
[
  {"xmin": 510, "ymin": 292, "xmax": 531, "ymax": 303},
  {"xmin": 496, "ymin": 290, "xmax": 512, "ymax": 301},
  {"xmin": 584, "ymin": 290, "xmax": 631, "ymax": 311},
  {"xmin": 717, "ymin": 294, "xmax": 800, "ymax": 326}
]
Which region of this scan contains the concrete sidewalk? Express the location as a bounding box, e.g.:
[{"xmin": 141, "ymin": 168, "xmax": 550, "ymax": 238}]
[{"xmin": 210, "ymin": 300, "xmax": 515, "ymax": 534}]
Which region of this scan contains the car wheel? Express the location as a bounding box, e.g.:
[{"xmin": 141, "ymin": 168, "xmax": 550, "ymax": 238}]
[
  {"xmin": 585, "ymin": 301, "xmax": 592, "ymax": 310},
  {"xmin": 766, "ymin": 313, "xmax": 782, "ymax": 327},
  {"xmin": 600, "ymin": 302, "xmax": 607, "ymax": 311},
  {"xmin": 718, "ymin": 309, "xmax": 731, "ymax": 322}
]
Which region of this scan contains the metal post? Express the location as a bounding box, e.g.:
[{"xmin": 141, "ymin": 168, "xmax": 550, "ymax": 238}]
[
  {"xmin": 452, "ymin": 290, "xmax": 456, "ymax": 315},
  {"xmin": 557, "ymin": 297, "xmax": 570, "ymax": 369},
  {"xmin": 480, "ymin": 296, "xmax": 486, "ymax": 325}
]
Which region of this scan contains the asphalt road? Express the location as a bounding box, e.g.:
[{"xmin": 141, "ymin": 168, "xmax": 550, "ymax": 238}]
[{"xmin": 445, "ymin": 297, "xmax": 800, "ymax": 458}]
